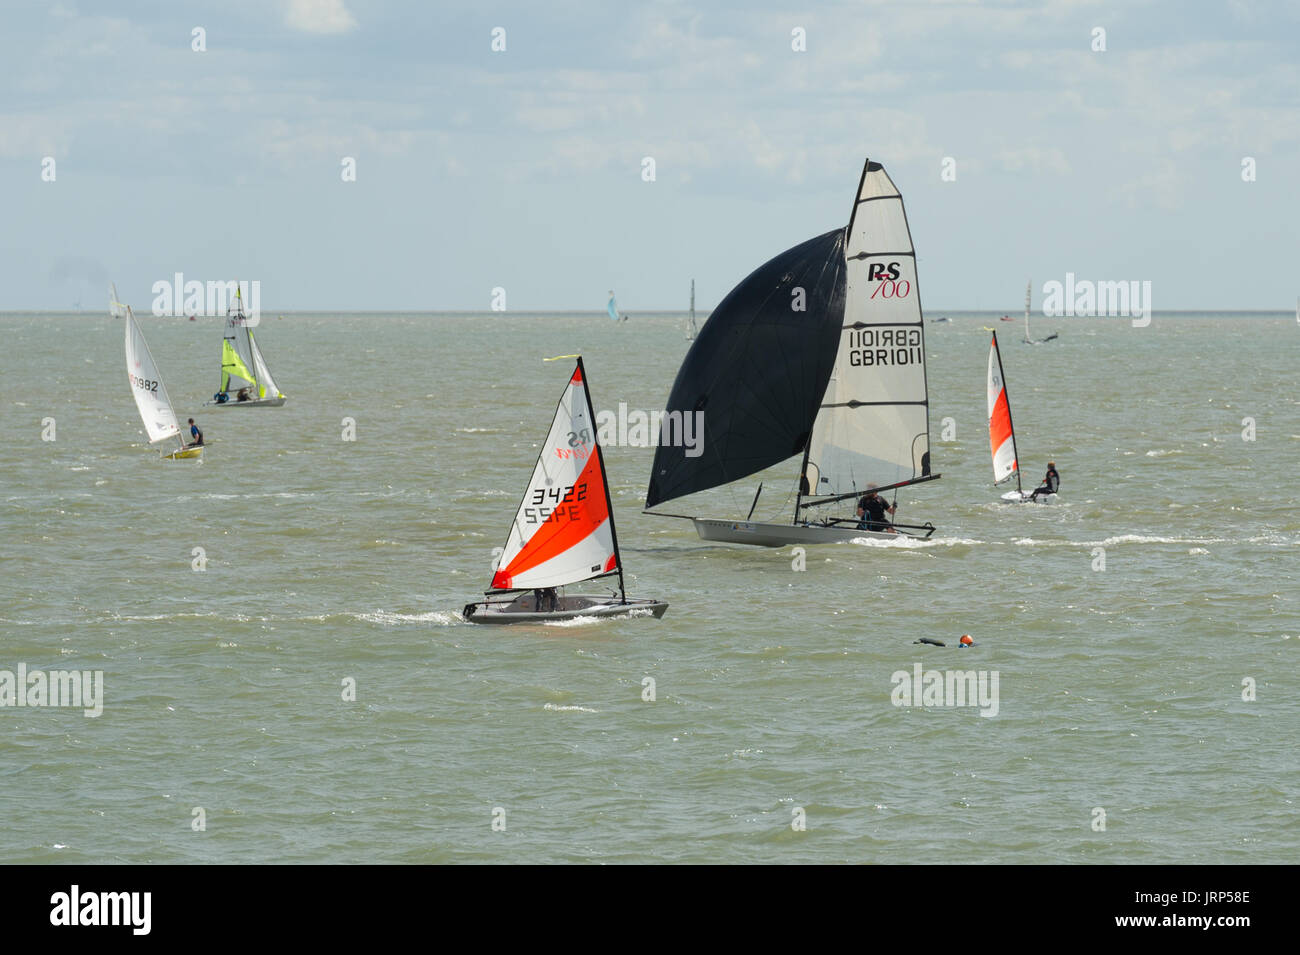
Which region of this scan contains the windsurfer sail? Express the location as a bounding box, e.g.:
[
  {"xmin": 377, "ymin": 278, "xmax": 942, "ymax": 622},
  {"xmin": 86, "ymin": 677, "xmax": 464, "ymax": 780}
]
[{"xmin": 644, "ymin": 157, "xmax": 940, "ymax": 546}]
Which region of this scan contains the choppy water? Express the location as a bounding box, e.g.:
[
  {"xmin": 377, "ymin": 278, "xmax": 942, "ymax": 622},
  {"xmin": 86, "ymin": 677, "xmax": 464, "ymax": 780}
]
[{"xmin": 2, "ymin": 311, "xmax": 1296, "ymax": 863}]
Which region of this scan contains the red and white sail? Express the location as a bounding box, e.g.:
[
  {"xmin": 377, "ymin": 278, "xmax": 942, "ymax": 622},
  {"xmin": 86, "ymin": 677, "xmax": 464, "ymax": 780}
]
[
  {"xmin": 490, "ymin": 362, "xmax": 618, "ymax": 591},
  {"xmin": 987, "ymin": 332, "xmax": 1018, "ymax": 485}
]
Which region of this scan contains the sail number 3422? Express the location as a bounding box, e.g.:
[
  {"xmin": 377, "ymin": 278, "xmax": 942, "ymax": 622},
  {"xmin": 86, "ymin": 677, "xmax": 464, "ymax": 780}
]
[{"xmin": 524, "ymin": 482, "xmax": 588, "ymax": 524}]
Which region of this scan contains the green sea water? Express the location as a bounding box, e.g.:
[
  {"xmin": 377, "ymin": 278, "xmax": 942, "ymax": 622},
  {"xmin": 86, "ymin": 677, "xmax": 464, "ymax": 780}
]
[{"xmin": 2, "ymin": 310, "xmax": 1296, "ymax": 863}]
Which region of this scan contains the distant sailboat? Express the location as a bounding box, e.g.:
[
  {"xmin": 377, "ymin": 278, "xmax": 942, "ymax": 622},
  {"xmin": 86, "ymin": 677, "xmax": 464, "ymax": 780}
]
[
  {"xmin": 109, "ymin": 283, "xmax": 126, "ymax": 319},
  {"xmin": 124, "ymin": 306, "xmax": 202, "ymax": 460},
  {"xmin": 645, "ymin": 158, "xmax": 940, "ymax": 545},
  {"xmin": 1024, "ymin": 281, "xmax": 1058, "ymax": 343},
  {"xmin": 988, "ymin": 330, "xmax": 1056, "ymax": 503},
  {"xmin": 685, "ymin": 279, "xmax": 698, "ymax": 341},
  {"xmin": 606, "ymin": 291, "xmax": 627, "ymax": 322},
  {"xmin": 206, "ymin": 285, "xmax": 286, "ymax": 408},
  {"xmin": 463, "ymin": 357, "xmax": 667, "ymax": 623}
]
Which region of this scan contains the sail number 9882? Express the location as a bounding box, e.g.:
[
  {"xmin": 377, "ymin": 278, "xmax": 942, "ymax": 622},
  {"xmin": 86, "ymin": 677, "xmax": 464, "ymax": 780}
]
[
  {"xmin": 524, "ymin": 482, "xmax": 588, "ymax": 524},
  {"xmin": 129, "ymin": 373, "xmax": 159, "ymax": 393}
]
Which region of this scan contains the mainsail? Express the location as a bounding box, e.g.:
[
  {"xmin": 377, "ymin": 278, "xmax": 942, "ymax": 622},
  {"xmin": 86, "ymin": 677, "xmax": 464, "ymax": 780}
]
[
  {"xmin": 801, "ymin": 161, "xmax": 932, "ymax": 502},
  {"xmin": 987, "ymin": 331, "xmax": 1021, "ymax": 491},
  {"xmin": 490, "ymin": 359, "xmax": 622, "ymax": 593},
  {"xmin": 607, "ymin": 292, "xmax": 619, "ymax": 322},
  {"xmin": 646, "ymin": 158, "xmax": 934, "ymax": 513},
  {"xmin": 124, "ymin": 306, "xmax": 182, "ymax": 444}
]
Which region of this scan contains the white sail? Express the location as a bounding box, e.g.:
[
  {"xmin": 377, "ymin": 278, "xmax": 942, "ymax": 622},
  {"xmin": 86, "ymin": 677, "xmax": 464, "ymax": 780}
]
[
  {"xmin": 803, "ymin": 161, "xmax": 930, "ymax": 497},
  {"xmin": 490, "ymin": 362, "xmax": 618, "ymax": 591},
  {"xmin": 249, "ymin": 332, "xmax": 283, "ymax": 399},
  {"xmin": 1024, "ymin": 280, "xmax": 1032, "ymax": 341},
  {"xmin": 124, "ymin": 307, "xmax": 182, "ymax": 444},
  {"xmin": 987, "ymin": 333, "xmax": 1018, "ymax": 485},
  {"xmin": 109, "ymin": 283, "xmax": 126, "ymax": 319}
]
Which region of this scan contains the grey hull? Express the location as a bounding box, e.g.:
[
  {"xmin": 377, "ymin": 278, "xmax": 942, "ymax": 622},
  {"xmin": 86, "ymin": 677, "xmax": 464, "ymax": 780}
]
[
  {"xmin": 205, "ymin": 397, "xmax": 287, "ymax": 409},
  {"xmin": 463, "ymin": 593, "xmax": 668, "ymax": 625},
  {"xmin": 692, "ymin": 518, "xmax": 907, "ymax": 548}
]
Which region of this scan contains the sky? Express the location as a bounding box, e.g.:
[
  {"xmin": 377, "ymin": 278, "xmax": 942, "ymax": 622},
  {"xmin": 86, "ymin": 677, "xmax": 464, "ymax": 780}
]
[{"xmin": 2, "ymin": 0, "xmax": 1298, "ymax": 311}]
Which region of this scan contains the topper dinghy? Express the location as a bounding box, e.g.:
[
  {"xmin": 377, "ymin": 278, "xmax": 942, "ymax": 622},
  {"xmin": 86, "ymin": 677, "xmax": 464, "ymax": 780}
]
[
  {"xmin": 124, "ymin": 306, "xmax": 202, "ymax": 460},
  {"xmin": 988, "ymin": 329, "xmax": 1056, "ymax": 503},
  {"xmin": 644, "ymin": 158, "xmax": 940, "ymax": 545},
  {"xmin": 205, "ymin": 284, "xmax": 286, "ymax": 408},
  {"xmin": 463, "ymin": 357, "xmax": 667, "ymax": 624}
]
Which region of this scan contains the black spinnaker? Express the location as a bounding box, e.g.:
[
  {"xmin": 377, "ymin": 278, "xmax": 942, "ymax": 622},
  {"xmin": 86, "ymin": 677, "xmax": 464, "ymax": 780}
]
[{"xmin": 645, "ymin": 228, "xmax": 847, "ymax": 509}]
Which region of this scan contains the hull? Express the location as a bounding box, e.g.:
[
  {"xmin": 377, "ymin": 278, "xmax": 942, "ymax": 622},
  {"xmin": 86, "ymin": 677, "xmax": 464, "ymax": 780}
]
[
  {"xmin": 1001, "ymin": 490, "xmax": 1058, "ymax": 505},
  {"xmin": 206, "ymin": 397, "xmax": 286, "ymax": 408},
  {"xmin": 692, "ymin": 517, "xmax": 911, "ymax": 547},
  {"xmin": 163, "ymin": 446, "xmax": 203, "ymax": 460},
  {"xmin": 463, "ymin": 593, "xmax": 668, "ymax": 625}
]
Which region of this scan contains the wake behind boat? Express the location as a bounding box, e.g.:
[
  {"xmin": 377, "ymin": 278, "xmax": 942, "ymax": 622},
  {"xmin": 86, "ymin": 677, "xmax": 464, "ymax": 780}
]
[
  {"xmin": 206, "ymin": 284, "xmax": 286, "ymax": 408},
  {"xmin": 124, "ymin": 306, "xmax": 202, "ymax": 460},
  {"xmin": 463, "ymin": 357, "xmax": 667, "ymax": 624},
  {"xmin": 987, "ymin": 330, "xmax": 1057, "ymax": 503},
  {"xmin": 644, "ymin": 157, "xmax": 940, "ymax": 546}
]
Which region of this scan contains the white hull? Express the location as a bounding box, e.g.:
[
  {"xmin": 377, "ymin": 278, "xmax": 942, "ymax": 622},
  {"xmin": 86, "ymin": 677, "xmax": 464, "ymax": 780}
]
[
  {"xmin": 205, "ymin": 397, "xmax": 287, "ymax": 408},
  {"xmin": 692, "ymin": 517, "xmax": 918, "ymax": 547},
  {"xmin": 1000, "ymin": 490, "xmax": 1059, "ymax": 505},
  {"xmin": 463, "ymin": 593, "xmax": 668, "ymax": 624}
]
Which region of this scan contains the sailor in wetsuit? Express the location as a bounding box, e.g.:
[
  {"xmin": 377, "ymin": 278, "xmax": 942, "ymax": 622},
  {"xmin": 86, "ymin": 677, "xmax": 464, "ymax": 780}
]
[
  {"xmin": 1029, "ymin": 462, "xmax": 1059, "ymax": 501},
  {"xmin": 856, "ymin": 485, "xmax": 897, "ymax": 533}
]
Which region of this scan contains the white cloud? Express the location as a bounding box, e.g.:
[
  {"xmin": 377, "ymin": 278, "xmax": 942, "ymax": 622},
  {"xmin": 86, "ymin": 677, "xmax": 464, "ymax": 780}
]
[{"xmin": 284, "ymin": 0, "xmax": 357, "ymax": 35}]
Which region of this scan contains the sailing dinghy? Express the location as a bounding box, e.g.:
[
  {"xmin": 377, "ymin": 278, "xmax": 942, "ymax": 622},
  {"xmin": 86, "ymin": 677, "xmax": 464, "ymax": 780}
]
[
  {"xmin": 988, "ymin": 330, "xmax": 1056, "ymax": 503},
  {"xmin": 124, "ymin": 306, "xmax": 202, "ymax": 460},
  {"xmin": 206, "ymin": 285, "xmax": 286, "ymax": 408},
  {"xmin": 109, "ymin": 283, "xmax": 126, "ymax": 319},
  {"xmin": 685, "ymin": 278, "xmax": 699, "ymax": 341},
  {"xmin": 644, "ymin": 158, "xmax": 940, "ymax": 546},
  {"xmin": 1023, "ymin": 281, "xmax": 1058, "ymax": 344},
  {"xmin": 463, "ymin": 357, "xmax": 667, "ymax": 624},
  {"xmin": 607, "ymin": 291, "xmax": 627, "ymax": 323}
]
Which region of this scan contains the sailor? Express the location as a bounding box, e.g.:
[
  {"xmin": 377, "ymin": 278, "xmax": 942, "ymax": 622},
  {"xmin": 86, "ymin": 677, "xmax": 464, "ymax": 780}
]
[
  {"xmin": 186, "ymin": 418, "xmax": 204, "ymax": 448},
  {"xmin": 536, "ymin": 588, "xmax": 559, "ymax": 612},
  {"xmin": 236, "ymin": 387, "xmax": 250, "ymax": 402},
  {"xmin": 856, "ymin": 485, "xmax": 897, "ymax": 533},
  {"xmin": 213, "ymin": 391, "xmax": 229, "ymax": 404},
  {"xmin": 1029, "ymin": 461, "xmax": 1059, "ymax": 501}
]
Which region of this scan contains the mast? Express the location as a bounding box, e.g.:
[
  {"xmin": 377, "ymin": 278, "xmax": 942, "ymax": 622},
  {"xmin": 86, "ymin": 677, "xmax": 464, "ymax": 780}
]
[
  {"xmin": 689, "ymin": 279, "xmax": 696, "ymax": 338},
  {"xmin": 1024, "ymin": 280, "xmax": 1032, "ymax": 342},
  {"xmin": 991, "ymin": 330, "xmax": 1022, "ymax": 495},
  {"xmin": 578, "ymin": 356, "xmax": 626, "ymax": 603}
]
